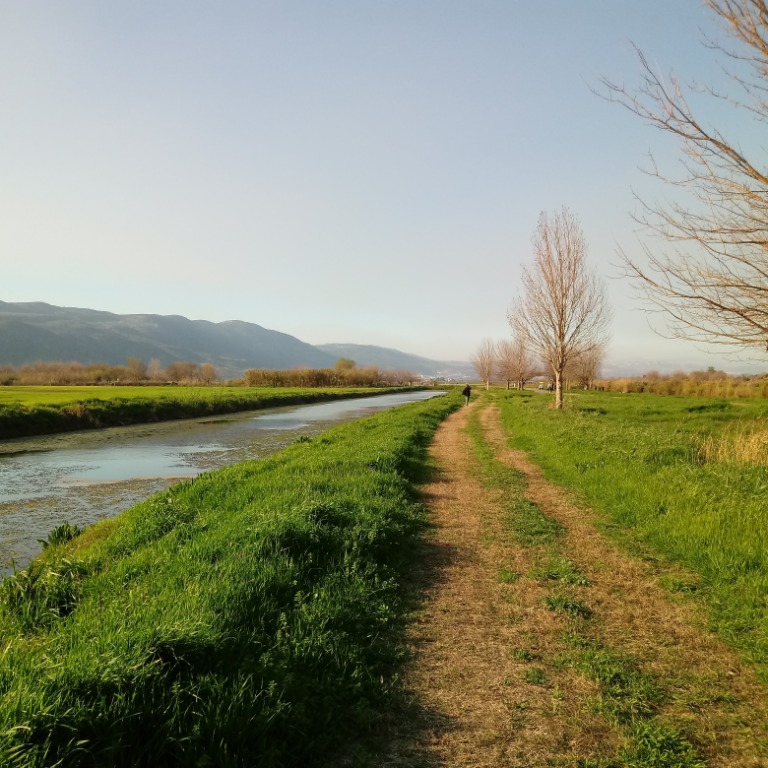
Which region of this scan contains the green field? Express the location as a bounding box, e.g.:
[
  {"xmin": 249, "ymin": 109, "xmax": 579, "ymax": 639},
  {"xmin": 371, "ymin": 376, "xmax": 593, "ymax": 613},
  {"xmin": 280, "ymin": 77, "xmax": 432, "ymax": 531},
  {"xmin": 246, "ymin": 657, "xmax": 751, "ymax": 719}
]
[
  {"xmin": 0, "ymin": 390, "xmax": 460, "ymax": 767},
  {"xmin": 0, "ymin": 385, "xmax": 412, "ymax": 439},
  {"xmin": 496, "ymin": 388, "xmax": 768, "ymax": 679},
  {"xmin": 0, "ymin": 385, "xmax": 261, "ymax": 406}
]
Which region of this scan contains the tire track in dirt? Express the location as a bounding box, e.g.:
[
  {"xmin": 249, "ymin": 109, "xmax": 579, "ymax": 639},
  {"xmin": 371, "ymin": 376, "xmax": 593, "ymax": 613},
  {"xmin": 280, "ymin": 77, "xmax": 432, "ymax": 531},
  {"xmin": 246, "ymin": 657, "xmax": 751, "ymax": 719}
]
[
  {"xmin": 479, "ymin": 403, "xmax": 768, "ymax": 767},
  {"xmin": 382, "ymin": 401, "xmax": 768, "ymax": 767},
  {"xmin": 383, "ymin": 404, "xmax": 618, "ymax": 767}
]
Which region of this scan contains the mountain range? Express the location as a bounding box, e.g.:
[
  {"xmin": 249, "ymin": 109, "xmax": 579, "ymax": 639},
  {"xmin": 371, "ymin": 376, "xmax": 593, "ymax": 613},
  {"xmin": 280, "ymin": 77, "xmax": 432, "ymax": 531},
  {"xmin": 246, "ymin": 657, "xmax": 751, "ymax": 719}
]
[{"xmin": 0, "ymin": 300, "xmax": 473, "ymax": 380}]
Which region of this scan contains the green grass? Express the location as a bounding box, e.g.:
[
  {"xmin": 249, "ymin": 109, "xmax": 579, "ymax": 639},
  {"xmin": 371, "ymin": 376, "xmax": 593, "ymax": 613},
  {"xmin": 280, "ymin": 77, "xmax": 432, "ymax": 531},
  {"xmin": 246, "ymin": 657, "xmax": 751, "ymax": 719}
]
[
  {"xmin": 545, "ymin": 593, "xmax": 593, "ymax": 619},
  {"xmin": 531, "ymin": 555, "xmax": 591, "ymax": 586},
  {"xmin": 497, "ymin": 389, "xmax": 768, "ymax": 679},
  {"xmin": 0, "ymin": 391, "xmax": 460, "ymax": 767},
  {"xmin": 0, "ymin": 385, "xmax": 414, "ymax": 438},
  {"xmin": 562, "ymin": 634, "xmax": 704, "ymax": 768},
  {"xmin": 523, "ymin": 667, "xmax": 548, "ymax": 686}
]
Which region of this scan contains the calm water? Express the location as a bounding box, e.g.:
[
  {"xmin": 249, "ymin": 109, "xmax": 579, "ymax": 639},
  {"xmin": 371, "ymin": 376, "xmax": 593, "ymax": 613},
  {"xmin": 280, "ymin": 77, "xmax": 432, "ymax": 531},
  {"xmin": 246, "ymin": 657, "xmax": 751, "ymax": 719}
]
[{"xmin": 0, "ymin": 390, "xmax": 444, "ymax": 574}]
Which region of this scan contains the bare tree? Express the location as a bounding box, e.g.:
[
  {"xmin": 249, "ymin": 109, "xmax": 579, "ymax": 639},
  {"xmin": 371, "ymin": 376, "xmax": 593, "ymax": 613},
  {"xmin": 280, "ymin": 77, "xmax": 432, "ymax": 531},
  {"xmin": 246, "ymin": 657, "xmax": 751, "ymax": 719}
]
[
  {"xmin": 147, "ymin": 358, "xmax": 164, "ymax": 381},
  {"xmin": 508, "ymin": 208, "xmax": 611, "ymax": 409},
  {"xmin": 602, "ymin": 0, "xmax": 768, "ymax": 352},
  {"xmin": 126, "ymin": 357, "xmax": 147, "ymax": 381},
  {"xmin": 496, "ymin": 339, "xmax": 516, "ymax": 390},
  {"xmin": 568, "ymin": 344, "xmax": 605, "ymax": 390},
  {"xmin": 198, "ymin": 362, "xmax": 219, "ymax": 384},
  {"xmin": 166, "ymin": 361, "xmax": 198, "ymax": 383},
  {"xmin": 497, "ymin": 335, "xmax": 538, "ymax": 390},
  {"xmin": 471, "ymin": 338, "xmax": 496, "ymax": 390}
]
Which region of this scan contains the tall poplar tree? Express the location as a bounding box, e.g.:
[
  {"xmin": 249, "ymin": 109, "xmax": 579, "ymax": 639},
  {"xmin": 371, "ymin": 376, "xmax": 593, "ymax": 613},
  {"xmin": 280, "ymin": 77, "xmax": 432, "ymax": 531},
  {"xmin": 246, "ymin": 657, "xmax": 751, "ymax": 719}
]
[{"xmin": 508, "ymin": 208, "xmax": 610, "ymax": 409}]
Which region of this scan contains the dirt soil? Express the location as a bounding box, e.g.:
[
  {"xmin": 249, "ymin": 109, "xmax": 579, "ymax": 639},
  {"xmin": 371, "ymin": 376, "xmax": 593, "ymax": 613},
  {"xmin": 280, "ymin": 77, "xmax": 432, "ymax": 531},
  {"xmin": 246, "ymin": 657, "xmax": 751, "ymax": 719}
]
[{"xmin": 379, "ymin": 402, "xmax": 768, "ymax": 767}]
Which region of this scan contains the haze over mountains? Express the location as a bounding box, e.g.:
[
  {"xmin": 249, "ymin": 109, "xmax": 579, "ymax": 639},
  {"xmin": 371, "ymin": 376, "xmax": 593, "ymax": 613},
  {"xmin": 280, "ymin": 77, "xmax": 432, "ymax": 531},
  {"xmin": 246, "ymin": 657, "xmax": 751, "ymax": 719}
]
[{"xmin": 0, "ymin": 301, "xmax": 472, "ymax": 380}]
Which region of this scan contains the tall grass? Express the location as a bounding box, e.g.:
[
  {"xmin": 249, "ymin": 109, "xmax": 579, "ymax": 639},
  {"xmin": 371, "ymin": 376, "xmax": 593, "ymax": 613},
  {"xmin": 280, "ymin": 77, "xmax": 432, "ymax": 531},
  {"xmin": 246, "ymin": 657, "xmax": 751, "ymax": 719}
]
[
  {"xmin": 698, "ymin": 418, "xmax": 768, "ymax": 465},
  {"xmin": 496, "ymin": 390, "xmax": 768, "ymax": 678},
  {"xmin": 0, "ymin": 392, "xmax": 459, "ymax": 767}
]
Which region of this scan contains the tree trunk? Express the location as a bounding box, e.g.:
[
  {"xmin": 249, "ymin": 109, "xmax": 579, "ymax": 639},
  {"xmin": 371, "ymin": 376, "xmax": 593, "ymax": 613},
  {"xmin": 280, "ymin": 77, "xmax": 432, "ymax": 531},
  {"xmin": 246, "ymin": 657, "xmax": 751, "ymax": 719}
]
[{"xmin": 554, "ymin": 369, "xmax": 563, "ymax": 409}]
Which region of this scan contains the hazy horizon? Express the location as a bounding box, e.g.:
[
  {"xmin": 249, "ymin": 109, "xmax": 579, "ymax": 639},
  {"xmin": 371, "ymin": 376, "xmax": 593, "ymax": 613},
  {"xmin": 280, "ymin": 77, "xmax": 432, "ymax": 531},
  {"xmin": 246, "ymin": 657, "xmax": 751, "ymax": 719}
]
[{"xmin": 3, "ymin": 1, "xmax": 767, "ymax": 375}]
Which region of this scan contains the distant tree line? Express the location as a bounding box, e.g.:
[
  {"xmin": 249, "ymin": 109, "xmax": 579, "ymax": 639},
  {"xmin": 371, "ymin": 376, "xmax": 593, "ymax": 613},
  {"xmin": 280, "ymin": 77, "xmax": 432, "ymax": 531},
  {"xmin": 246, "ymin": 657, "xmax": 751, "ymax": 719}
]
[
  {"xmin": 472, "ymin": 336, "xmax": 606, "ymax": 392},
  {"xmin": 0, "ymin": 357, "xmax": 418, "ymax": 388},
  {"xmin": 243, "ymin": 360, "xmax": 416, "ymax": 388},
  {"xmin": 0, "ymin": 357, "xmax": 219, "ymax": 386},
  {"xmin": 469, "ymin": 341, "xmax": 768, "ymax": 399},
  {"xmin": 598, "ymin": 369, "xmax": 768, "ymax": 399}
]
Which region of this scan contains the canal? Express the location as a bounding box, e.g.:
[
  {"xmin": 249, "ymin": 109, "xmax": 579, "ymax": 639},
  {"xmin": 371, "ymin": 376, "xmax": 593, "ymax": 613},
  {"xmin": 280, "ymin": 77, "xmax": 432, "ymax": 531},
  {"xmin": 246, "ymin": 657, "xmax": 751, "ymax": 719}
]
[{"xmin": 0, "ymin": 390, "xmax": 444, "ymax": 574}]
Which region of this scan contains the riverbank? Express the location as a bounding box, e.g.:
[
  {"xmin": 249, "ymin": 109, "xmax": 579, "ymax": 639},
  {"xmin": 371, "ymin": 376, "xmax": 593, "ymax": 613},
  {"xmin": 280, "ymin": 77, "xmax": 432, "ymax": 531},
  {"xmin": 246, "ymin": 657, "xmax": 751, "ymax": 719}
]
[
  {"xmin": 0, "ymin": 391, "xmax": 446, "ymax": 576},
  {"xmin": 0, "ymin": 385, "xmax": 417, "ymax": 439},
  {"xmin": 0, "ymin": 390, "xmax": 460, "ymax": 767}
]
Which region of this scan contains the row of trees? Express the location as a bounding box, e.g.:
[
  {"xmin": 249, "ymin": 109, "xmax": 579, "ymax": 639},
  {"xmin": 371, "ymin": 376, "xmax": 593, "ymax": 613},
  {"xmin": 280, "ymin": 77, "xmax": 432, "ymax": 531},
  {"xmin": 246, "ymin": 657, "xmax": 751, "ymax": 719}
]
[
  {"xmin": 243, "ymin": 363, "xmax": 416, "ymax": 388},
  {"xmin": 0, "ymin": 356, "xmax": 417, "ymax": 389},
  {"xmin": 0, "ymin": 359, "xmax": 219, "ymax": 386},
  {"xmin": 472, "ymin": 335, "xmax": 606, "ymax": 392}
]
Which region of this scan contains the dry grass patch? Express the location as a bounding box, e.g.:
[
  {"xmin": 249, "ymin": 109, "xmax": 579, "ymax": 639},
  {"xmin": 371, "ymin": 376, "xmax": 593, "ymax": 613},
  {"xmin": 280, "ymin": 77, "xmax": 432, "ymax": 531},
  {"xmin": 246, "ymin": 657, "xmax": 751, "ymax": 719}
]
[{"xmin": 698, "ymin": 419, "xmax": 768, "ymax": 465}]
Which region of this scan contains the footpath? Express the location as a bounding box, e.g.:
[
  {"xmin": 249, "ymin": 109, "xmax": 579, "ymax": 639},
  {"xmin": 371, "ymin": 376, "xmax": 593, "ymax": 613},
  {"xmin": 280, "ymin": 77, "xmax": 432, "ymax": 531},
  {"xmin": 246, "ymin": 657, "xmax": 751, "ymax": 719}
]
[{"xmin": 379, "ymin": 402, "xmax": 768, "ymax": 767}]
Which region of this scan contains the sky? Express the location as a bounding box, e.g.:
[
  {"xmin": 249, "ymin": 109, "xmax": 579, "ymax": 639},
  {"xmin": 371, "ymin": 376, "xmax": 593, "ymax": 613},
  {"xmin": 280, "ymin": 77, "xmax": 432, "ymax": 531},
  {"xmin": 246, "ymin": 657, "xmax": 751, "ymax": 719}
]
[{"xmin": 1, "ymin": 0, "xmax": 765, "ymax": 375}]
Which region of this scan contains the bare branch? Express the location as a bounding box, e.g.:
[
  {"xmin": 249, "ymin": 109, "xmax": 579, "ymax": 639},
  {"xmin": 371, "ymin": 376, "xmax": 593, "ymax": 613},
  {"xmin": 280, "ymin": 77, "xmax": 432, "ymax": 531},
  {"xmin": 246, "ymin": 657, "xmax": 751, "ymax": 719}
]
[{"xmin": 600, "ymin": 0, "xmax": 768, "ymax": 353}]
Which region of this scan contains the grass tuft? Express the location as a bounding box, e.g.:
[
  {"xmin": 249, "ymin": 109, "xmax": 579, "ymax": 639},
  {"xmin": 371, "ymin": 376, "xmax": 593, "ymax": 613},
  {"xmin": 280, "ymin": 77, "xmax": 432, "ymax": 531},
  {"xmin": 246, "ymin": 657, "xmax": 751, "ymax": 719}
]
[
  {"xmin": 531, "ymin": 555, "xmax": 590, "ymax": 585},
  {"xmin": 545, "ymin": 593, "xmax": 593, "ymax": 620}
]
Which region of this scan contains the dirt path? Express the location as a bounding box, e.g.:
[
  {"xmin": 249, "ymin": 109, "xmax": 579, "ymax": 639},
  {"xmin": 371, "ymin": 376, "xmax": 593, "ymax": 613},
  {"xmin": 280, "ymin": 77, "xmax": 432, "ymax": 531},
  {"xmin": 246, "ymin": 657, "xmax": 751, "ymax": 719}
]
[{"xmin": 383, "ymin": 401, "xmax": 768, "ymax": 767}]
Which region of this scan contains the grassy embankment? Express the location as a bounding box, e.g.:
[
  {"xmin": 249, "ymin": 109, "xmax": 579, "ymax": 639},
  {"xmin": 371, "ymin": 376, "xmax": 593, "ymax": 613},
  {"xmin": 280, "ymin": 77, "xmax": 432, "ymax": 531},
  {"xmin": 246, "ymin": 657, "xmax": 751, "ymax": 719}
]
[
  {"xmin": 496, "ymin": 388, "xmax": 768, "ymax": 679},
  {"xmin": 0, "ymin": 385, "xmax": 413, "ymax": 439},
  {"xmin": 0, "ymin": 391, "xmax": 459, "ymax": 767}
]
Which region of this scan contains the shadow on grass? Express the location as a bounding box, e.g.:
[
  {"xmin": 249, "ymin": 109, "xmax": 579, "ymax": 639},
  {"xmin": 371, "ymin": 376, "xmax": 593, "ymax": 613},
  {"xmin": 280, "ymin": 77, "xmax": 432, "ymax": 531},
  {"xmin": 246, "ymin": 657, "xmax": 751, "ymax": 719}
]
[{"xmin": 327, "ymin": 462, "xmax": 463, "ymax": 768}]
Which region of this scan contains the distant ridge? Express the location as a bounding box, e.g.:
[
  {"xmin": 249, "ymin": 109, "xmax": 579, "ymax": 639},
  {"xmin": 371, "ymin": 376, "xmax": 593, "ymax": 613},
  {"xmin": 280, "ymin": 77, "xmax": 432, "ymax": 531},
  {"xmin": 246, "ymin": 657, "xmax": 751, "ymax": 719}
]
[
  {"xmin": 0, "ymin": 301, "xmax": 471, "ymax": 380},
  {"xmin": 0, "ymin": 300, "xmax": 335, "ymax": 378},
  {"xmin": 316, "ymin": 343, "xmax": 473, "ymax": 380}
]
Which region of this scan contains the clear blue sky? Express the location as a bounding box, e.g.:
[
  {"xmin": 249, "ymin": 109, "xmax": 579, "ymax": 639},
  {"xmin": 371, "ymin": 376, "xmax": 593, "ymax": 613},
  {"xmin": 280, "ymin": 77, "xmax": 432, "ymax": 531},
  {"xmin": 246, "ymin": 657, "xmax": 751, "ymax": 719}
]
[{"xmin": 1, "ymin": 1, "xmax": 762, "ymax": 374}]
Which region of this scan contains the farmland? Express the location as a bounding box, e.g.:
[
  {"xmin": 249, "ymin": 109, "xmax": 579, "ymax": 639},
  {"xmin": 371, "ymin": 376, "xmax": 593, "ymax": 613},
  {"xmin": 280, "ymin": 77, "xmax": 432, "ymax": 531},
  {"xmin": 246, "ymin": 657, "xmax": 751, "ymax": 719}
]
[{"xmin": 0, "ymin": 385, "xmax": 414, "ymax": 438}]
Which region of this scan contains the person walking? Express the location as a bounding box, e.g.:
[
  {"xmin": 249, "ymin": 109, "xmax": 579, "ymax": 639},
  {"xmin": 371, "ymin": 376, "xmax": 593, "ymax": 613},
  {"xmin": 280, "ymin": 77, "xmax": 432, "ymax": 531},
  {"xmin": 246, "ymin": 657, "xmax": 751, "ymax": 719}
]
[{"xmin": 462, "ymin": 383, "xmax": 471, "ymax": 406}]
